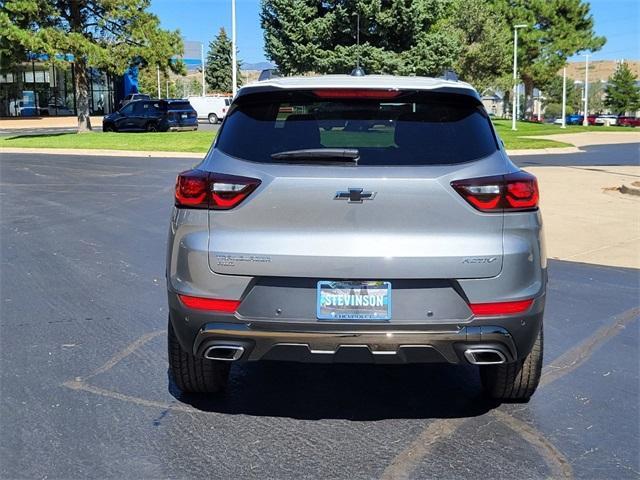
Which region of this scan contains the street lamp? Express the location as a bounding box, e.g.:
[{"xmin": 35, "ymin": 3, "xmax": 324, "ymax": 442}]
[
  {"xmin": 561, "ymin": 66, "xmax": 567, "ymax": 128},
  {"xmin": 231, "ymin": 0, "xmax": 237, "ymax": 97},
  {"xmin": 512, "ymin": 24, "xmax": 527, "ymax": 131},
  {"xmin": 201, "ymin": 42, "xmax": 206, "ymax": 96},
  {"xmin": 582, "ymin": 53, "xmax": 590, "ymax": 126}
]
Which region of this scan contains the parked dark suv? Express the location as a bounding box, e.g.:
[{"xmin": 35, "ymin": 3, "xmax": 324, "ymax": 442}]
[{"xmin": 103, "ymin": 100, "xmax": 198, "ymax": 132}]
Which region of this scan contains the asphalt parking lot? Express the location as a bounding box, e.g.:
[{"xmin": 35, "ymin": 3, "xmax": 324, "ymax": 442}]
[{"xmin": 0, "ymin": 148, "xmax": 638, "ymax": 479}]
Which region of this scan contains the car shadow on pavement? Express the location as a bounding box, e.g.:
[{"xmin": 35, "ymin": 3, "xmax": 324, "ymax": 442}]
[{"xmin": 169, "ymin": 362, "xmax": 499, "ymax": 421}]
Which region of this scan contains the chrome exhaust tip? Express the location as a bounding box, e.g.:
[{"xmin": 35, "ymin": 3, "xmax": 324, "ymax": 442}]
[
  {"xmin": 204, "ymin": 345, "xmax": 245, "ymax": 361},
  {"xmin": 464, "ymin": 348, "xmax": 506, "ymax": 365}
]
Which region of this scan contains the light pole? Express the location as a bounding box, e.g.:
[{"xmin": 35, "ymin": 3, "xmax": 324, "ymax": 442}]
[
  {"xmin": 231, "ymin": 0, "xmax": 237, "ymax": 97},
  {"xmin": 201, "ymin": 42, "xmax": 206, "ymax": 96},
  {"xmin": 582, "ymin": 53, "xmax": 590, "ymax": 126},
  {"xmin": 561, "ymin": 66, "xmax": 567, "ymax": 128},
  {"xmin": 512, "ymin": 24, "xmax": 527, "ymax": 131},
  {"xmin": 156, "ymin": 65, "xmax": 161, "ymax": 99}
]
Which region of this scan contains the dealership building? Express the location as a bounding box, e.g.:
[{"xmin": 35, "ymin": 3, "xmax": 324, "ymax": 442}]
[
  {"xmin": 0, "ymin": 53, "xmax": 126, "ymax": 117},
  {"xmin": 0, "ymin": 41, "xmax": 204, "ymax": 118}
]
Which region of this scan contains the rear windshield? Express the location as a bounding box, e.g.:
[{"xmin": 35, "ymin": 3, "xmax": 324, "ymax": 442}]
[
  {"xmin": 163, "ymin": 101, "xmax": 193, "ymax": 111},
  {"xmin": 216, "ymin": 90, "xmax": 498, "ymax": 166}
]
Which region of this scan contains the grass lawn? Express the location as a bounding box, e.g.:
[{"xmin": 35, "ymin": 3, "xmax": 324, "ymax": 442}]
[
  {"xmin": 492, "ymin": 119, "xmax": 635, "ymax": 150},
  {"xmin": 0, "ymin": 120, "xmax": 635, "ymax": 153},
  {"xmin": 0, "ymin": 131, "xmax": 216, "ymax": 153}
]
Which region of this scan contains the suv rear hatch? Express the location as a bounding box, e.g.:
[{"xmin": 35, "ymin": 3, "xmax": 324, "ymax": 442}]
[
  {"xmin": 163, "ymin": 100, "xmax": 197, "ymax": 124},
  {"xmin": 205, "ymin": 88, "xmax": 504, "ymax": 279}
]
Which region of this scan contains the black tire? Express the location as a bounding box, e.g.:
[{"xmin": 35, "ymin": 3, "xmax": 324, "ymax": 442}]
[
  {"xmin": 102, "ymin": 124, "xmax": 113, "ymax": 132},
  {"xmin": 146, "ymin": 122, "xmax": 158, "ymax": 132},
  {"xmin": 167, "ymin": 319, "xmax": 230, "ymax": 393},
  {"xmin": 480, "ymin": 325, "xmax": 543, "ymax": 402},
  {"xmin": 208, "ymin": 113, "xmax": 219, "ymax": 124}
]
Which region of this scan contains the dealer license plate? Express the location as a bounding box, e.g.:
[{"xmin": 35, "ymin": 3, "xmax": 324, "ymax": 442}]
[{"xmin": 317, "ymin": 281, "xmax": 391, "ymax": 320}]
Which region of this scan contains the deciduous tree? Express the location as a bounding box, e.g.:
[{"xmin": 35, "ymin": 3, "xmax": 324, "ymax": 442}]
[
  {"xmin": 493, "ymin": 0, "xmax": 605, "ymax": 116},
  {"xmin": 441, "ymin": 0, "xmax": 511, "ymax": 91}
]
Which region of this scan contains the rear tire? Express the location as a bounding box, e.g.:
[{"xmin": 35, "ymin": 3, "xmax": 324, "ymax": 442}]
[
  {"xmin": 168, "ymin": 319, "xmax": 230, "ymax": 393},
  {"xmin": 480, "ymin": 324, "xmax": 543, "ymax": 402},
  {"xmin": 146, "ymin": 122, "xmax": 158, "ymax": 132},
  {"xmin": 208, "ymin": 113, "xmax": 219, "ymax": 124}
]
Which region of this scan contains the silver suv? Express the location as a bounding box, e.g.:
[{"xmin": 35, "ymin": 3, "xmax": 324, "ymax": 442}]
[{"xmin": 166, "ymin": 75, "xmax": 545, "ymax": 401}]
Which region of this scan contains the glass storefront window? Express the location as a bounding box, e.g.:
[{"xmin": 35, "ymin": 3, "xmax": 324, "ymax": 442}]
[{"xmin": 0, "ymin": 61, "xmax": 116, "ymax": 117}]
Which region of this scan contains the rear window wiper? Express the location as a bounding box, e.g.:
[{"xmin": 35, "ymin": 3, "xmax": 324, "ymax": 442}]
[{"xmin": 270, "ymin": 148, "xmax": 359, "ymax": 164}]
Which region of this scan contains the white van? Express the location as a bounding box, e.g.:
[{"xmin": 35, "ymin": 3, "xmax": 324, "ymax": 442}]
[{"xmin": 187, "ymin": 96, "xmax": 231, "ymax": 124}]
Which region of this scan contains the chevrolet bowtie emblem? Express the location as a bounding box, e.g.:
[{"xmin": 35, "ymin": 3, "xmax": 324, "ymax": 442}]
[{"xmin": 334, "ymin": 188, "xmax": 377, "ymax": 203}]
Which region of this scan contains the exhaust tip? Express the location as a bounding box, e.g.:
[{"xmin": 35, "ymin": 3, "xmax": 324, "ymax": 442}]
[
  {"xmin": 204, "ymin": 345, "xmax": 244, "ymax": 361},
  {"xmin": 464, "ymin": 348, "xmax": 506, "ymax": 365}
]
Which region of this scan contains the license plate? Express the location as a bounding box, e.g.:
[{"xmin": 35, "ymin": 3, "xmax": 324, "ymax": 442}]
[
  {"xmin": 317, "ymin": 281, "xmax": 391, "ymax": 320},
  {"xmin": 181, "ymin": 113, "xmax": 187, "ymax": 119}
]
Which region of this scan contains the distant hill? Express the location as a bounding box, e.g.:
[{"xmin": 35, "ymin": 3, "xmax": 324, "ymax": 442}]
[
  {"xmin": 563, "ymin": 60, "xmax": 640, "ymax": 83},
  {"xmin": 241, "ymin": 61, "xmax": 275, "ymax": 71}
]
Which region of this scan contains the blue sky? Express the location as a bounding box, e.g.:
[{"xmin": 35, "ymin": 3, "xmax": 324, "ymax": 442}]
[{"xmin": 149, "ymin": 0, "xmax": 639, "ymax": 64}]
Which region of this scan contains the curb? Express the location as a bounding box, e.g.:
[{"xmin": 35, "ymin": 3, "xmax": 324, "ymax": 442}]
[
  {"xmin": 0, "ymin": 147, "xmax": 204, "ymax": 158},
  {"xmin": 506, "ymin": 146, "xmax": 582, "ymax": 156}
]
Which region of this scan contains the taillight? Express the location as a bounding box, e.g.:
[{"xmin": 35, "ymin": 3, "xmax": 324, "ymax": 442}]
[
  {"xmin": 451, "ymin": 171, "xmax": 538, "ymax": 212},
  {"xmin": 210, "ymin": 175, "xmax": 260, "ymax": 209},
  {"xmin": 174, "ymin": 169, "xmax": 260, "ymax": 210},
  {"xmin": 178, "ymin": 294, "xmax": 240, "ymax": 313},
  {"xmin": 312, "ymin": 89, "xmax": 401, "ymax": 99},
  {"xmin": 469, "ymin": 299, "xmax": 534, "ymax": 316},
  {"xmin": 175, "ymin": 170, "xmax": 209, "ymax": 208}
]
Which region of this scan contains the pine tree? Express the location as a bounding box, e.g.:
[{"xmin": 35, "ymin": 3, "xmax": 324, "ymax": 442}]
[
  {"xmin": 605, "ymin": 63, "xmax": 640, "ymax": 115},
  {"xmin": 260, "ymin": 0, "xmax": 459, "ymax": 76},
  {"xmin": 205, "ymin": 28, "xmax": 242, "ymax": 94},
  {"xmin": 0, "ymin": 0, "xmax": 184, "ymax": 131}
]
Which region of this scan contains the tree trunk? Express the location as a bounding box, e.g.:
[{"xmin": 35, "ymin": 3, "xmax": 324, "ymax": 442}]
[
  {"xmin": 523, "ymin": 77, "xmax": 534, "ymax": 120},
  {"xmin": 503, "ymin": 89, "xmax": 512, "ymax": 119},
  {"xmin": 74, "ymin": 58, "xmax": 92, "ymax": 132},
  {"xmin": 68, "ymin": 0, "xmax": 91, "ymax": 132}
]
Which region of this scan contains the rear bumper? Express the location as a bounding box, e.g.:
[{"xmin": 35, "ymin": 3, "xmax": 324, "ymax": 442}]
[
  {"xmin": 168, "ymin": 290, "xmax": 544, "ymax": 365},
  {"xmin": 168, "ymin": 125, "xmax": 198, "ymax": 131},
  {"xmin": 193, "ymin": 322, "xmax": 521, "ymax": 364}
]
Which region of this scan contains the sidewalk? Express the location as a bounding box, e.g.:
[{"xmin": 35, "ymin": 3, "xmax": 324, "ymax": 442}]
[
  {"xmin": 508, "ymin": 131, "xmax": 640, "ymax": 156},
  {"xmin": 528, "ymin": 131, "xmax": 640, "ymax": 147},
  {"xmin": 0, "ymin": 147, "xmax": 202, "ymax": 158},
  {"xmin": 526, "ymin": 165, "xmax": 640, "ymax": 269},
  {"xmin": 0, "ymin": 116, "xmax": 103, "ymax": 129}
]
